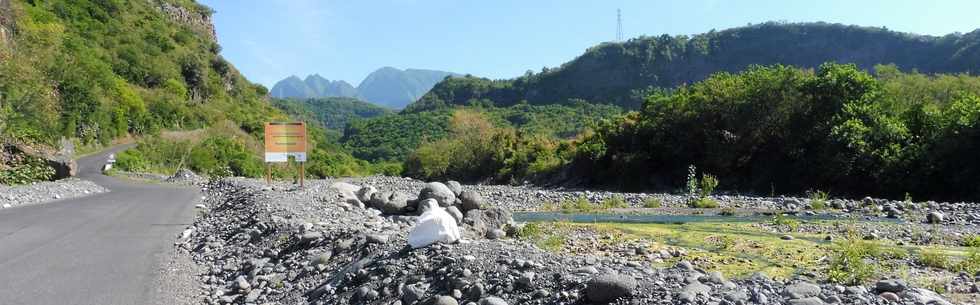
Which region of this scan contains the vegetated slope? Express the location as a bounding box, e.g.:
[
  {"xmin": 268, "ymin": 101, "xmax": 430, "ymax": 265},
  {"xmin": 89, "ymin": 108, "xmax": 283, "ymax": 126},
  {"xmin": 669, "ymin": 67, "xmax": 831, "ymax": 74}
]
[
  {"xmin": 0, "ymin": 0, "xmax": 387, "ymax": 181},
  {"xmin": 340, "ymin": 102, "xmax": 622, "ymax": 162},
  {"xmin": 271, "ymin": 67, "xmax": 459, "ymax": 109},
  {"xmin": 272, "ymin": 97, "xmax": 393, "ymax": 131},
  {"xmin": 408, "ymin": 22, "xmax": 980, "ymax": 112},
  {"xmin": 270, "ymin": 74, "xmax": 357, "ymax": 99},
  {"xmin": 0, "ymin": 0, "xmax": 276, "ymax": 145}
]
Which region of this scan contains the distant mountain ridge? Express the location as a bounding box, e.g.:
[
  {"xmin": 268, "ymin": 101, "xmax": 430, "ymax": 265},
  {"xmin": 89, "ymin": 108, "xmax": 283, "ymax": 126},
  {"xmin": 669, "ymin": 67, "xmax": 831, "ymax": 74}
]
[
  {"xmin": 270, "ymin": 67, "xmax": 459, "ymax": 109},
  {"xmin": 407, "ymin": 22, "xmax": 980, "ymax": 112}
]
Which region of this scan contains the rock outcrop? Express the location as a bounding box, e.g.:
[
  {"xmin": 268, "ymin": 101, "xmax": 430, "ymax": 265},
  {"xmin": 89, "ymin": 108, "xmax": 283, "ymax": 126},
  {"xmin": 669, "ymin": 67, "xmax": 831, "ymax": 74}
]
[{"xmin": 152, "ymin": 0, "xmax": 217, "ymax": 42}]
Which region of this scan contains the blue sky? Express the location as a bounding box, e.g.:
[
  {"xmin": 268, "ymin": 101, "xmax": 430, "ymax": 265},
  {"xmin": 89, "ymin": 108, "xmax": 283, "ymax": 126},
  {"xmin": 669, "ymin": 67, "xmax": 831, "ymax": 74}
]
[{"xmin": 199, "ymin": 0, "xmax": 980, "ymax": 88}]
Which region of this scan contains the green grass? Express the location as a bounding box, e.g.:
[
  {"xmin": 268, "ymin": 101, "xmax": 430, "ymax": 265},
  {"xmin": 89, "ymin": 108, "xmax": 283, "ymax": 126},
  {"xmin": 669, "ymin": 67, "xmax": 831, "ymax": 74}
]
[
  {"xmin": 688, "ymin": 197, "xmax": 719, "ymax": 208},
  {"xmin": 808, "ymin": 190, "xmax": 829, "ymax": 210},
  {"xmin": 643, "ymin": 197, "xmax": 663, "ymax": 208}
]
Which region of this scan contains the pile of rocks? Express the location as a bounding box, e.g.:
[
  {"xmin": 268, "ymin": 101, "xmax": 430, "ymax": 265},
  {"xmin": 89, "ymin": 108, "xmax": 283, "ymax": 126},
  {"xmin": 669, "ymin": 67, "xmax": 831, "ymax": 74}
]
[
  {"xmin": 177, "ymin": 177, "xmax": 958, "ymax": 305},
  {"xmin": 0, "ymin": 178, "xmax": 107, "ymax": 209},
  {"xmin": 166, "ymin": 168, "xmax": 206, "ymax": 186}
]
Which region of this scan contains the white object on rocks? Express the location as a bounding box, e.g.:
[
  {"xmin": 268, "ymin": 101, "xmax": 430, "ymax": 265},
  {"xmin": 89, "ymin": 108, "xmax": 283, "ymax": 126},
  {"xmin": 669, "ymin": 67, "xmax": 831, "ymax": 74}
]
[
  {"xmin": 407, "ymin": 199, "xmax": 461, "ymax": 248},
  {"xmin": 102, "ymin": 163, "xmax": 113, "ymax": 173}
]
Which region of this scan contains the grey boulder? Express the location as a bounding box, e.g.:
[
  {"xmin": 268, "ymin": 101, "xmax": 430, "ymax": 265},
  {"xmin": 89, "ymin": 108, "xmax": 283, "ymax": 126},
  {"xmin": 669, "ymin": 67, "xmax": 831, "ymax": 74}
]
[
  {"xmin": 419, "ymin": 182, "xmax": 457, "ymax": 206},
  {"xmin": 585, "ymin": 273, "xmax": 637, "ymax": 303}
]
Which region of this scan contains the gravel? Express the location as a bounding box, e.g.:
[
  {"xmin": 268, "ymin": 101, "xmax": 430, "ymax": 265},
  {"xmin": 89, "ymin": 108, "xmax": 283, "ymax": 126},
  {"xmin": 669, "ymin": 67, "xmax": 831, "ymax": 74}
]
[
  {"xmin": 0, "ymin": 178, "xmax": 107, "ymax": 209},
  {"xmin": 174, "ymin": 176, "xmax": 960, "ymax": 305}
]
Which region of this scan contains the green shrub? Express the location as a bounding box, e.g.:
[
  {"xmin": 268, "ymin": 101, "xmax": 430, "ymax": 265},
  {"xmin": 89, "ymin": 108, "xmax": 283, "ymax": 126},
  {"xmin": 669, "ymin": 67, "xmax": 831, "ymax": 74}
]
[
  {"xmin": 770, "ymin": 214, "xmax": 800, "ymax": 231},
  {"xmin": 827, "ymin": 236, "xmax": 880, "ymax": 285},
  {"xmin": 963, "ymin": 235, "xmax": 980, "ymax": 248},
  {"xmin": 689, "ymin": 197, "xmax": 719, "ymax": 208},
  {"xmin": 560, "ymin": 196, "xmax": 597, "ymax": 213},
  {"xmin": 0, "ymin": 153, "xmax": 56, "ymax": 185},
  {"xmin": 600, "ymin": 196, "xmax": 629, "ymax": 209},
  {"xmin": 808, "ymin": 190, "xmax": 829, "ymax": 210},
  {"xmin": 918, "ymin": 248, "xmax": 951, "ymax": 269},
  {"xmin": 643, "ymin": 197, "xmax": 663, "ymax": 208},
  {"xmin": 953, "ymin": 247, "xmax": 980, "ymax": 274}
]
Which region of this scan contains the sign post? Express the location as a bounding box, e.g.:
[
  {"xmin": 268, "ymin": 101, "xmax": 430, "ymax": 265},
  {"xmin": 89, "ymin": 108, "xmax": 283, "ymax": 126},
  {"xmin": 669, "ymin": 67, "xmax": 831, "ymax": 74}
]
[{"xmin": 264, "ymin": 122, "xmax": 307, "ymax": 187}]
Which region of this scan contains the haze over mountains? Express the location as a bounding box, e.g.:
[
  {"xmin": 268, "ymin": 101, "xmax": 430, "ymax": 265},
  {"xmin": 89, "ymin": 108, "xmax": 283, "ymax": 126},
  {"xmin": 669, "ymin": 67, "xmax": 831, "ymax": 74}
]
[{"xmin": 270, "ymin": 67, "xmax": 459, "ymax": 109}]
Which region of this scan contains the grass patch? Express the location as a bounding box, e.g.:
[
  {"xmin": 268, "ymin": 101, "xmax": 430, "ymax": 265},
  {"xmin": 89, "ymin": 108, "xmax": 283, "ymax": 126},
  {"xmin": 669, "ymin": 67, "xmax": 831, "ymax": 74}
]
[
  {"xmin": 689, "ymin": 197, "xmax": 719, "ymax": 208},
  {"xmin": 808, "ymin": 190, "xmax": 829, "ymax": 210},
  {"xmin": 918, "ymin": 247, "xmax": 952, "ymax": 269},
  {"xmin": 643, "ymin": 197, "xmax": 662, "ymax": 208},
  {"xmin": 770, "ymin": 214, "xmax": 801, "ymax": 231},
  {"xmin": 962, "ymin": 235, "xmax": 980, "ymax": 248}
]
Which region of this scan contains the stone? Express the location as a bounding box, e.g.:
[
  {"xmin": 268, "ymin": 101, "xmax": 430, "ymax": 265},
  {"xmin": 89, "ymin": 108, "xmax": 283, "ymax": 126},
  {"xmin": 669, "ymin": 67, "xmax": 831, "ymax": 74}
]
[
  {"xmin": 585, "ymin": 274, "xmax": 637, "ymax": 303},
  {"xmin": 402, "ymin": 283, "xmax": 427, "ymax": 305},
  {"xmin": 366, "ymin": 234, "xmax": 389, "ymax": 244},
  {"xmin": 329, "ymin": 182, "xmax": 361, "ymax": 200},
  {"xmin": 312, "ymin": 252, "xmax": 332, "ymax": 265},
  {"xmin": 465, "ymin": 207, "xmax": 513, "ymax": 237},
  {"xmin": 516, "ymin": 272, "xmax": 536, "ymax": 288},
  {"xmin": 781, "ymin": 235, "xmax": 794, "ymax": 240},
  {"xmin": 677, "ymin": 260, "xmax": 695, "ymax": 271},
  {"xmin": 428, "ymin": 295, "xmax": 459, "ymax": 305},
  {"xmin": 486, "ymin": 229, "xmax": 505, "ymax": 240},
  {"xmin": 370, "ymin": 191, "xmax": 411, "ymax": 214},
  {"xmin": 467, "ymin": 283, "xmax": 486, "ymax": 299},
  {"xmin": 906, "ymin": 288, "xmax": 953, "ymax": 305},
  {"xmin": 300, "ymin": 232, "xmax": 322, "ymax": 244},
  {"xmin": 706, "ymin": 271, "xmax": 726, "ymax": 284},
  {"xmin": 927, "ymin": 211, "xmax": 944, "ymax": 224},
  {"xmin": 875, "ymin": 279, "xmax": 907, "ymax": 293},
  {"xmin": 680, "ymin": 282, "xmax": 711, "ymax": 298},
  {"xmin": 446, "ymin": 181, "xmax": 463, "ymax": 196},
  {"xmin": 783, "ymin": 282, "xmax": 821, "ymax": 299},
  {"xmin": 477, "ymin": 297, "xmax": 507, "ymax": 305},
  {"xmin": 419, "ymin": 182, "xmax": 457, "ymax": 207},
  {"xmin": 789, "ymin": 297, "xmax": 827, "ymax": 305},
  {"xmin": 459, "ymin": 190, "xmax": 484, "ymax": 212},
  {"xmin": 356, "ymin": 185, "xmax": 377, "ymax": 203},
  {"xmin": 878, "ymin": 292, "xmax": 900, "ymax": 302},
  {"xmin": 446, "ymin": 206, "xmax": 464, "ymax": 225}
]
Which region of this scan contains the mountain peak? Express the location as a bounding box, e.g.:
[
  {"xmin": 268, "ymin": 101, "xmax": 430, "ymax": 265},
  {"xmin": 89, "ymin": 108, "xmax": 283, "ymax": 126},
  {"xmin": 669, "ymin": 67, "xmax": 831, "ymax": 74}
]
[{"xmin": 271, "ymin": 67, "xmax": 459, "ymax": 109}]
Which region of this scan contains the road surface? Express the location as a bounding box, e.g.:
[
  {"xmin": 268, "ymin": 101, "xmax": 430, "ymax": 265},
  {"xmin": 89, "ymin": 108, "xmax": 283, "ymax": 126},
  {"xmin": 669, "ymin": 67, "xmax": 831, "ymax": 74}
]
[{"xmin": 0, "ymin": 145, "xmax": 198, "ymax": 305}]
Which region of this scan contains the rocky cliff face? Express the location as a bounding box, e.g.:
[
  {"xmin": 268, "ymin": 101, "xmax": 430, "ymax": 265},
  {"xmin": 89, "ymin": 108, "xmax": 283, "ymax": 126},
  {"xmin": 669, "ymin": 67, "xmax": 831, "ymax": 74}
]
[
  {"xmin": 0, "ymin": 0, "xmax": 12, "ymax": 45},
  {"xmin": 154, "ymin": 0, "xmax": 217, "ymax": 42}
]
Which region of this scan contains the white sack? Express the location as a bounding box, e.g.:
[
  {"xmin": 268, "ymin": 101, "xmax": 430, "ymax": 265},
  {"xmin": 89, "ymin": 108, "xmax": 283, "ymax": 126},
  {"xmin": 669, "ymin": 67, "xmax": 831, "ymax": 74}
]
[{"xmin": 408, "ymin": 199, "xmax": 461, "ymax": 248}]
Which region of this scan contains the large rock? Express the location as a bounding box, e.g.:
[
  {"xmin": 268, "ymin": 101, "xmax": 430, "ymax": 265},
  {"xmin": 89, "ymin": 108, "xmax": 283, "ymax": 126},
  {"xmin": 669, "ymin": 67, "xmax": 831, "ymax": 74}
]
[
  {"xmin": 585, "ymin": 274, "xmax": 637, "ymax": 303},
  {"xmin": 927, "ymin": 211, "xmax": 944, "ymax": 224},
  {"xmin": 446, "ymin": 181, "xmax": 463, "ymax": 196},
  {"xmin": 329, "ymin": 182, "xmax": 361, "ymax": 200},
  {"xmin": 369, "ymin": 191, "xmax": 411, "ymax": 214},
  {"xmin": 875, "ymin": 279, "xmax": 907, "ymax": 293},
  {"xmin": 356, "ymin": 185, "xmax": 377, "ymax": 203},
  {"xmin": 907, "ymin": 288, "xmax": 953, "ymax": 305},
  {"xmin": 464, "ymin": 207, "xmax": 513, "ymax": 237},
  {"xmin": 459, "ymin": 190, "xmax": 484, "ymax": 212},
  {"xmin": 783, "ymin": 282, "xmax": 821, "ymax": 299},
  {"xmin": 478, "ymin": 297, "xmax": 508, "ymax": 305},
  {"xmin": 788, "ymin": 297, "xmax": 827, "ymax": 305},
  {"xmin": 419, "ymin": 182, "xmax": 456, "ymax": 207}
]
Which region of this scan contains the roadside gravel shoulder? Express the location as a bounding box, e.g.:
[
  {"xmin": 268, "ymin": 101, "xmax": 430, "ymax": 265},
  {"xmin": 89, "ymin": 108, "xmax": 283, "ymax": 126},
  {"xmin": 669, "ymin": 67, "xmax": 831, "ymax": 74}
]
[{"xmin": 0, "ymin": 178, "xmax": 108, "ymax": 209}]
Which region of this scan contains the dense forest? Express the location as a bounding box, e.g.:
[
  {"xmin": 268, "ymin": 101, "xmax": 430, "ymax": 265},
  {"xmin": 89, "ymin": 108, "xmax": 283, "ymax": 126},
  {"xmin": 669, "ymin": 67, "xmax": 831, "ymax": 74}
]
[
  {"xmin": 272, "ymin": 97, "xmax": 393, "ymax": 131},
  {"xmin": 406, "ymin": 63, "xmax": 980, "ymax": 200},
  {"xmin": 407, "ymin": 22, "xmax": 980, "ymax": 112},
  {"xmin": 340, "ymin": 102, "xmax": 622, "ymax": 162}
]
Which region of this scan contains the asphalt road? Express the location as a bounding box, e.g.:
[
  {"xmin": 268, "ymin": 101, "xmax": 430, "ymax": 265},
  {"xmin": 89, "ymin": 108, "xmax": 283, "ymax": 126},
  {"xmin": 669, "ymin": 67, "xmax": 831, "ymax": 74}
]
[{"xmin": 0, "ymin": 145, "xmax": 198, "ymax": 305}]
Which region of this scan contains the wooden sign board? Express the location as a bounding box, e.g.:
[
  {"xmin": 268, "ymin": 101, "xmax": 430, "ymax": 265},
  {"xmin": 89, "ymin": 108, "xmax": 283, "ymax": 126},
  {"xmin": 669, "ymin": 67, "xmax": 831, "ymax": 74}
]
[{"xmin": 264, "ymin": 122, "xmax": 307, "ymax": 162}]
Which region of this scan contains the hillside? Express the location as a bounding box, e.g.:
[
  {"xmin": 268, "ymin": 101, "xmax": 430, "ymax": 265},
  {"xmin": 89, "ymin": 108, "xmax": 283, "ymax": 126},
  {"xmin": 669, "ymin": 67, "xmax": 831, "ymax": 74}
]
[
  {"xmin": 408, "ymin": 22, "xmax": 980, "ymax": 112},
  {"xmin": 0, "ymin": 0, "xmax": 387, "ymax": 182},
  {"xmin": 271, "ymin": 67, "xmax": 459, "ymax": 109},
  {"xmin": 272, "ymin": 97, "xmax": 393, "ymax": 131}
]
